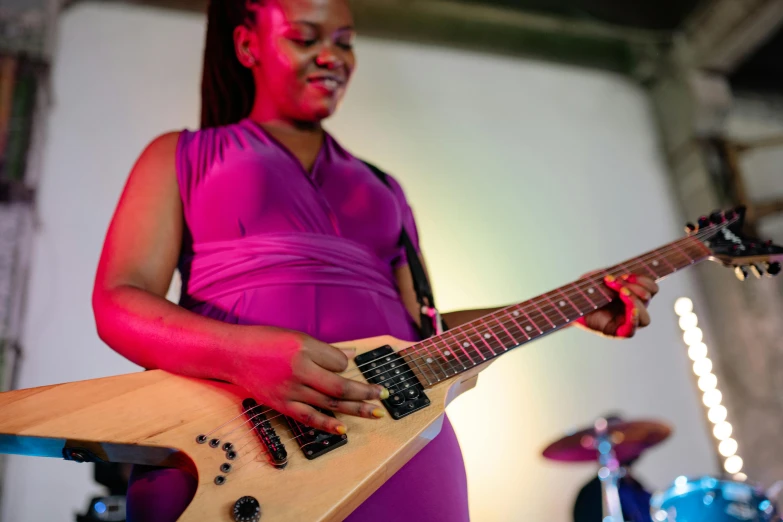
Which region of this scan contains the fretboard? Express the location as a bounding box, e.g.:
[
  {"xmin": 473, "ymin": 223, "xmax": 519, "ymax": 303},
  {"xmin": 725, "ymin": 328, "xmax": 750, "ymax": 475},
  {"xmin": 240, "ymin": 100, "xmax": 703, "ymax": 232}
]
[{"xmin": 400, "ymin": 235, "xmax": 712, "ymax": 387}]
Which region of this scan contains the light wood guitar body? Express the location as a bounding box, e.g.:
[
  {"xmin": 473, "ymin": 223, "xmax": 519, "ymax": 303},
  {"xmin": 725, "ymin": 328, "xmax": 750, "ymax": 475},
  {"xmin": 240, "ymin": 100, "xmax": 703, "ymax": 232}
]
[
  {"xmin": 0, "ymin": 336, "xmax": 480, "ymax": 522},
  {"xmin": 1, "ymin": 207, "xmax": 779, "ymax": 521}
]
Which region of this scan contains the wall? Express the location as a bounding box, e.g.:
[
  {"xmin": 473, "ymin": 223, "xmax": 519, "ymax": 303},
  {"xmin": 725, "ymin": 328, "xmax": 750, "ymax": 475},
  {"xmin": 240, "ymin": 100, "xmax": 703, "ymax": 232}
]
[{"xmin": 1, "ymin": 3, "xmax": 718, "ymax": 521}]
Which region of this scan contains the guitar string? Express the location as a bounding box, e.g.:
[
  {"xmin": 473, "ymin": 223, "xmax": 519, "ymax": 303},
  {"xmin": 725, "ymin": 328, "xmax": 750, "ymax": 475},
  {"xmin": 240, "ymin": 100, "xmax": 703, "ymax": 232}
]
[
  {"xmin": 199, "ymin": 220, "xmax": 746, "ymax": 476},
  {"xmin": 198, "ymin": 223, "xmax": 727, "ymax": 437},
  {"xmin": 203, "ymin": 227, "xmax": 725, "ymax": 459}
]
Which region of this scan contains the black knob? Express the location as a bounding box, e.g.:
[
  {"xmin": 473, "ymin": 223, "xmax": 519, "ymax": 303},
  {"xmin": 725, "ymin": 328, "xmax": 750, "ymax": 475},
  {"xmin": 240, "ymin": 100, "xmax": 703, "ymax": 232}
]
[
  {"xmin": 233, "ymin": 496, "xmax": 261, "ymax": 522},
  {"xmin": 710, "ymin": 211, "xmax": 724, "ymax": 224},
  {"xmin": 698, "ymin": 216, "xmax": 710, "ymax": 228},
  {"xmin": 724, "ymin": 209, "xmax": 736, "ymax": 220},
  {"xmin": 768, "ymin": 262, "xmax": 782, "ymax": 276}
]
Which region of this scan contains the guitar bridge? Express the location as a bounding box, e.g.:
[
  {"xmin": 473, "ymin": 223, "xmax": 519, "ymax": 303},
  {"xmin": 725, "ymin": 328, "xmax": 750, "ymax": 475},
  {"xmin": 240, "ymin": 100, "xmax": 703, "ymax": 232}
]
[
  {"xmin": 242, "ymin": 399, "xmax": 288, "ymax": 469},
  {"xmin": 355, "ymin": 346, "xmax": 430, "ymax": 420},
  {"xmin": 285, "ymin": 408, "xmax": 348, "ymax": 460}
]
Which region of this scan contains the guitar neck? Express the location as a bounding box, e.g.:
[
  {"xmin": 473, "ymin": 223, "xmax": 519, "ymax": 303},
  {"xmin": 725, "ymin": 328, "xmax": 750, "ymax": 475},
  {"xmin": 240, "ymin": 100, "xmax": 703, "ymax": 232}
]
[{"xmin": 401, "ymin": 235, "xmax": 712, "ymax": 387}]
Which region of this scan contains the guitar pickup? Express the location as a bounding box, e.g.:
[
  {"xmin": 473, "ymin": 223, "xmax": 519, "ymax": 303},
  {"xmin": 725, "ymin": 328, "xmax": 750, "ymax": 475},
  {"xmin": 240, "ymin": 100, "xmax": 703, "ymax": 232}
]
[
  {"xmin": 285, "ymin": 408, "xmax": 348, "ymax": 460},
  {"xmin": 355, "ymin": 345, "xmax": 430, "ymax": 420},
  {"xmin": 242, "ymin": 399, "xmax": 288, "ymax": 469}
]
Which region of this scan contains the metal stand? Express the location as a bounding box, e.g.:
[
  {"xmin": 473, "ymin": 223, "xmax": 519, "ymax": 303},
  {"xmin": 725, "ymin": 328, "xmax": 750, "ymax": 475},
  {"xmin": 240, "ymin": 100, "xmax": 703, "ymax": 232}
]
[{"xmin": 594, "ymin": 418, "xmax": 624, "ymax": 522}]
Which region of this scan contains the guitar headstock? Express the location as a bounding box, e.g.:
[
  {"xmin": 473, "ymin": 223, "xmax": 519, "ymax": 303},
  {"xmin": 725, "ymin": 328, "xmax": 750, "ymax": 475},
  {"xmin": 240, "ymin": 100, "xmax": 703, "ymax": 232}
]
[{"xmin": 688, "ymin": 207, "xmax": 783, "ymax": 280}]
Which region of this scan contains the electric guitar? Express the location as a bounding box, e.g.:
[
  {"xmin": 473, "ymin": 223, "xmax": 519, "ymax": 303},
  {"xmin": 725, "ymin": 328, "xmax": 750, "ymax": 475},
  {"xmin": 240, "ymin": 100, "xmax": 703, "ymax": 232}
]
[{"xmin": 0, "ymin": 207, "xmax": 780, "ymax": 522}]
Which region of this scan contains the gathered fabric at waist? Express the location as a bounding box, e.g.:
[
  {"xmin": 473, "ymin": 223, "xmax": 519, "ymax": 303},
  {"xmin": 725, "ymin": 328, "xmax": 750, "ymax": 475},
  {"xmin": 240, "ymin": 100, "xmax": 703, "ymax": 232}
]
[{"xmin": 180, "ymin": 232, "xmax": 400, "ymax": 307}]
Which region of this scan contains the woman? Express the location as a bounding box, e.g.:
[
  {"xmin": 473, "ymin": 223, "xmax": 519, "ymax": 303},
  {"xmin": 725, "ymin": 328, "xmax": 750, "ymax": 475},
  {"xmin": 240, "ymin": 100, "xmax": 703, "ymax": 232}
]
[{"xmin": 92, "ymin": 0, "xmax": 659, "ymax": 520}]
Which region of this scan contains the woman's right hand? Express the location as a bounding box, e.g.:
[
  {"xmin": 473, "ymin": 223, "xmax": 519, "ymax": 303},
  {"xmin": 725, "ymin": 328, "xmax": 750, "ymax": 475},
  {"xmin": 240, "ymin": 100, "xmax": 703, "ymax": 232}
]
[{"xmin": 231, "ymin": 327, "xmax": 389, "ymax": 435}]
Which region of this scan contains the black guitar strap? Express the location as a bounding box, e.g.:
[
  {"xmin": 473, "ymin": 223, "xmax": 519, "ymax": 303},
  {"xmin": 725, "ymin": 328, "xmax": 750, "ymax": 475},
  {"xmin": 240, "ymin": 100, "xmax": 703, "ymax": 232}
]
[{"xmin": 362, "ymin": 161, "xmax": 447, "ymax": 339}]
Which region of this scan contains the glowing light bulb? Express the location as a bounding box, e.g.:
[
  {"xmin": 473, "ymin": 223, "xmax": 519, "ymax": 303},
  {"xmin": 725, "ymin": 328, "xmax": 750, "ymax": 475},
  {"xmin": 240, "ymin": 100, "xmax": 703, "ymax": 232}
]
[
  {"xmin": 684, "ymin": 328, "xmax": 703, "ymax": 346},
  {"xmin": 719, "ymin": 438, "xmax": 738, "ymax": 457},
  {"xmin": 734, "ymin": 472, "xmax": 747, "ymax": 482},
  {"xmin": 674, "ymin": 298, "xmax": 693, "ymax": 316},
  {"xmin": 698, "ymin": 373, "xmax": 717, "ymax": 392},
  {"xmin": 724, "ymin": 455, "xmax": 743, "ymax": 474},
  {"xmin": 679, "ymin": 313, "xmax": 698, "ymax": 330},
  {"xmin": 693, "ymin": 358, "xmax": 713, "ymax": 376},
  {"xmin": 688, "ymin": 343, "xmax": 708, "ymax": 361},
  {"xmin": 713, "ymin": 422, "xmax": 732, "ymax": 440},
  {"xmin": 708, "ymin": 405, "xmax": 727, "ymax": 423},
  {"xmin": 703, "ymin": 389, "xmax": 722, "ymax": 407}
]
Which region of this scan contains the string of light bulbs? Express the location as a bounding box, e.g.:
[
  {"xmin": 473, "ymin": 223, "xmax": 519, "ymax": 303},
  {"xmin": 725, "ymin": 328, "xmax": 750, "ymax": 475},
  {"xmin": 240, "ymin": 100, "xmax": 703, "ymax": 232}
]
[{"xmin": 674, "ymin": 297, "xmax": 745, "ymax": 480}]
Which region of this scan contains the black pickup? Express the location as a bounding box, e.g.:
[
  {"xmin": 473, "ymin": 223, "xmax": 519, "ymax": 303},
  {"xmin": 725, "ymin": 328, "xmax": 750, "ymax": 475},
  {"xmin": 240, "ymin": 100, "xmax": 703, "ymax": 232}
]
[
  {"xmin": 354, "ymin": 345, "xmax": 430, "ymax": 420},
  {"xmin": 242, "ymin": 399, "xmax": 288, "ymax": 469},
  {"xmin": 284, "ymin": 408, "xmax": 348, "ymax": 460}
]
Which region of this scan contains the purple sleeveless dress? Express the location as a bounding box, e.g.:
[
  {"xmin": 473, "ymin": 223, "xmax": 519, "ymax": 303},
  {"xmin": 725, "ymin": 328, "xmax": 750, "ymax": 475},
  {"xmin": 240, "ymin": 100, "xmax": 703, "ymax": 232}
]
[{"xmin": 125, "ymin": 119, "xmax": 469, "ymax": 522}]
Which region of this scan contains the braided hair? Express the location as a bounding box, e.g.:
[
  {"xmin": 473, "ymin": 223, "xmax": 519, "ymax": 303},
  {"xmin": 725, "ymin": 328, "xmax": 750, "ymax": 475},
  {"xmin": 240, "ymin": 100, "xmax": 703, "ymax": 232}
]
[{"xmin": 201, "ymin": 0, "xmax": 264, "ymax": 129}]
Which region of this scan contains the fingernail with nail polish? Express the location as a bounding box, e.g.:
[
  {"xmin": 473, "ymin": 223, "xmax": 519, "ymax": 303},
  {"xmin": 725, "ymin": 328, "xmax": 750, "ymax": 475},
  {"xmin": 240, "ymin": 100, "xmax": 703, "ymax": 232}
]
[
  {"xmin": 621, "ymin": 287, "xmax": 632, "ymax": 296},
  {"xmin": 336, "ymin": 425, "xmax": 347, "ymax": 435},
  {"xmin": 372, "ymin": 408, "xmax": 385, "ymax": 418},
  {"xmin": 379, "ymin": 388, "xmax": 390, "ymax": 400},
  {"xmin": 605, "ymin": 275, "xmax": 616, "ymax": 282}
]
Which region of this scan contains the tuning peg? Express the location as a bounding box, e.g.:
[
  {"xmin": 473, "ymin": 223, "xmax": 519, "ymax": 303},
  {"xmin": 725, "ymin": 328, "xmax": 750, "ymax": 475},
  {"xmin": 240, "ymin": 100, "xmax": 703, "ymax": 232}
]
[
  {"xmin": 710, "ymin": 211, "xmax": 724, "ymax": 224},
  {"xmin": 685, "ymin": 223, "xmax": 697, "ymax": 234},
  {"xmin": 735, "ymin": 266, "xmax": 749, "ymax": 281},
  {"xmin": 750, "ymin": 264, "xmax": 764, "ymax": 279},
  {"xmin": 768, "ymin": 262, "xmax": 782, "ymax": 276},
  {"xmin": 698, "ymin": 216, "xmax": 711, "ymax": 228},
  {"xmin": 724, "ymin": 209, "xmax": 736, "ymax": 220}
]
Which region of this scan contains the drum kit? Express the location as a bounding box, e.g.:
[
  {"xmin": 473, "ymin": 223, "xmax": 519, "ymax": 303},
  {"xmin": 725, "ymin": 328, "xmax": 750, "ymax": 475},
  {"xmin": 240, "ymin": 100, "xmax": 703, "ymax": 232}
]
[{"xmin": 542, "ymin": 417, "xmax": 781, "ymax": 522}]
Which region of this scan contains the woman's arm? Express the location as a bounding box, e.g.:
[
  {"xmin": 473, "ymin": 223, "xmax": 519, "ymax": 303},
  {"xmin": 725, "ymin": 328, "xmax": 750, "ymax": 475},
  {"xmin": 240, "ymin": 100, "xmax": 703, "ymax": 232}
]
[
  {"xmin": 395, "ymin": 254, "xmax": 658, "ymax": 337},
  {"xmin": 93, "ymin": 132, "xmax": 385, "ymax": 434},
  {"xmin": 93, "ymin": 132, "xmax": 245, "ymax": 381}
]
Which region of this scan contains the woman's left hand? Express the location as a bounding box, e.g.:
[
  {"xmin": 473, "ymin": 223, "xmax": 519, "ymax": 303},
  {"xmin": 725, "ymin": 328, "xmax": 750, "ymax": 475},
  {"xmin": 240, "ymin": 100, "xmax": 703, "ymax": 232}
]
[{"xmin": 576, "ymin": 274, "xmax": 659, "ymax": 338}]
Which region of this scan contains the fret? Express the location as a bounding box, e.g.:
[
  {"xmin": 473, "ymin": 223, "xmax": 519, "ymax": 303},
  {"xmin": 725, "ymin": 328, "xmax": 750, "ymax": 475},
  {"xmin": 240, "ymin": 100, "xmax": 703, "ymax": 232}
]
[
  {"xmin": 541, "ymin": 288, "xmax": 570, "ymax": 324},
  {"xmin": 466, "ymin": 324, "xmax": 497, "ymax": 357},
  {"xmin": 499, "ymin": 309, "xmax": 531, "ymax": 341},
  {"xmin": 431, "ymin": 338, "xmax": 465, "ymax": 375},
  {"xmin": 630, "ymin": 257, "xmax": 659, "ymax": 279},
  {"xmin": 517, "ymin": 305, "xmax": 544, "ymax": 335},
  {"xmin": 402, "ymin": 348, "xmax": 436, "ymax": 386},
  {"xmin": 553, "ymin": 287, "xmax": 583, "ymax": 319},
  {"xmin": 528, "ymin": 298, "xmax": 557, "ymax": 330},
  {"xmin": 590, "ymin": 275, "xmax": 613, "ymax": 301},
  {"xmin": 570, "ymin": 281, "xmax": 601, "ymax": 312},
  {"xmin": 445, "ymin": 330, "xmax": 481, "ymax": 365},
  {"xmin": 641, "ymin": 256, "xmax": 670, "ymax": 279},
  {"xmin": 479, "ymin": 317, "xmax": 512, "ymax": 352},
  {"xmin": 417, "ymin": 340, "xmax": 451, "ymax": 381},
  {"xmin": 665, "ymin": 243, "xmax": 693, "ymax": 270},
  {"xmin": 491, "ymin": 315, "xmax": 519, "ymax": 347},
  {"xmin": 683, "ymin": 237, "xmax": 711, "ymax": 259}
]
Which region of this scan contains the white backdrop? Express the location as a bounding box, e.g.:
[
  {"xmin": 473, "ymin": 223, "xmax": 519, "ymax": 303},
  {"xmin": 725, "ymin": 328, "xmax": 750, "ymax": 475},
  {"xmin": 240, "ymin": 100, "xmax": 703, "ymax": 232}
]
[{"xmin": 1, "ymin": 3, "xmax": 718, "ymax": 521}]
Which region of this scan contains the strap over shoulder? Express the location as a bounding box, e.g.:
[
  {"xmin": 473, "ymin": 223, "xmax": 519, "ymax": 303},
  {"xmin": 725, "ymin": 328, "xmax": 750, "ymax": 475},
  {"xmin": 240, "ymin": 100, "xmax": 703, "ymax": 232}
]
[{"xmin": 361, "ymin": 160, "xmax": 447, "ymax": 339}]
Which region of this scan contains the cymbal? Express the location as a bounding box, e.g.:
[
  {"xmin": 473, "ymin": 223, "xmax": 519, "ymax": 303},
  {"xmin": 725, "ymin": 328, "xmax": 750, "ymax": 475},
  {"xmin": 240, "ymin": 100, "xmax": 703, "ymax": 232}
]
[{"xmin": 542, "ymin": 419, "xmax": 672, "ymax": 463}]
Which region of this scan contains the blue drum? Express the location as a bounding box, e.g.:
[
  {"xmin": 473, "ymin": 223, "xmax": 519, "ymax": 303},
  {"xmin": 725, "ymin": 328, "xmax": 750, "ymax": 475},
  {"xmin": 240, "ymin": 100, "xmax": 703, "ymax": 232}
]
[{"xmin": 651, "ymin": 476, "xmax": 778, "ymax": 522}]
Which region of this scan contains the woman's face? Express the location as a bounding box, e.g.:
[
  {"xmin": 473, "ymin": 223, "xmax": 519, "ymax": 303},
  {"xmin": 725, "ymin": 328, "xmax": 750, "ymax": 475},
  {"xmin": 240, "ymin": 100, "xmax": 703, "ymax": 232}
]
[{"xmin": 236, "ymin": 0, "xmax": 356, "ymax": 124}]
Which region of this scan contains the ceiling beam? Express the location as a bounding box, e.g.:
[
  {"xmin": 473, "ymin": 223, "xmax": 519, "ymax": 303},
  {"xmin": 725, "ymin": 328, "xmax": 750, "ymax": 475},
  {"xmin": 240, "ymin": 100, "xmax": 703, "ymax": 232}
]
[
  {"xmin": 683, "ymin": 0, "xmax": 783, "ymax": 73},
  {"xmin": 73, "ymin": 0, "xmax": 669, "ymax": 75}
]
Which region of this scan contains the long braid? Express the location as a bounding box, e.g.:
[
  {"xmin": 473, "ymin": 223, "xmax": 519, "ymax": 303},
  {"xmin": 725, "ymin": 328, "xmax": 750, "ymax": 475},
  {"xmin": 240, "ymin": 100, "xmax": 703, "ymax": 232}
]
[{"xmin": 201, "ymin": 0, "xmax": 263, "ymax": 129}]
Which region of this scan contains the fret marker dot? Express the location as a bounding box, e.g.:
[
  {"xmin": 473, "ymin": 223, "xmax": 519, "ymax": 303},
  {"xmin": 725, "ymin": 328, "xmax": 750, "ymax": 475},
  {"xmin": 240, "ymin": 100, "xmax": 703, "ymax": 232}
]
[
  {"xmin": 426, "ymin": 358, "xmax": 433, "ymax": 364},
  {"xmin": 512, "ymin": 311, "xmax": 520, "ymax": 317},
  {"xmin": 652, "ymin": 261, "xmax": 659, "ymax": 266},
  {"xmin": 463, "ymin": 342, "xmax": 470, "ymax": 348},
  {"xmin": 526, "ymin": 326, "xmax": 533, "ymax": 332},
  {"xmin": 559, "ymin": 301, "xmax": 566, "ymax": 307},
  {"xmin": 444, "ymin": 351, "xmax": 451, "ymax": 357},
  {"xmin": 484, "ymin": 333, "xmax": 491, "ymax": 339},
  {"xmin": 588, "ymin": 288, "xmax": 595, "ymax": 294}
]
